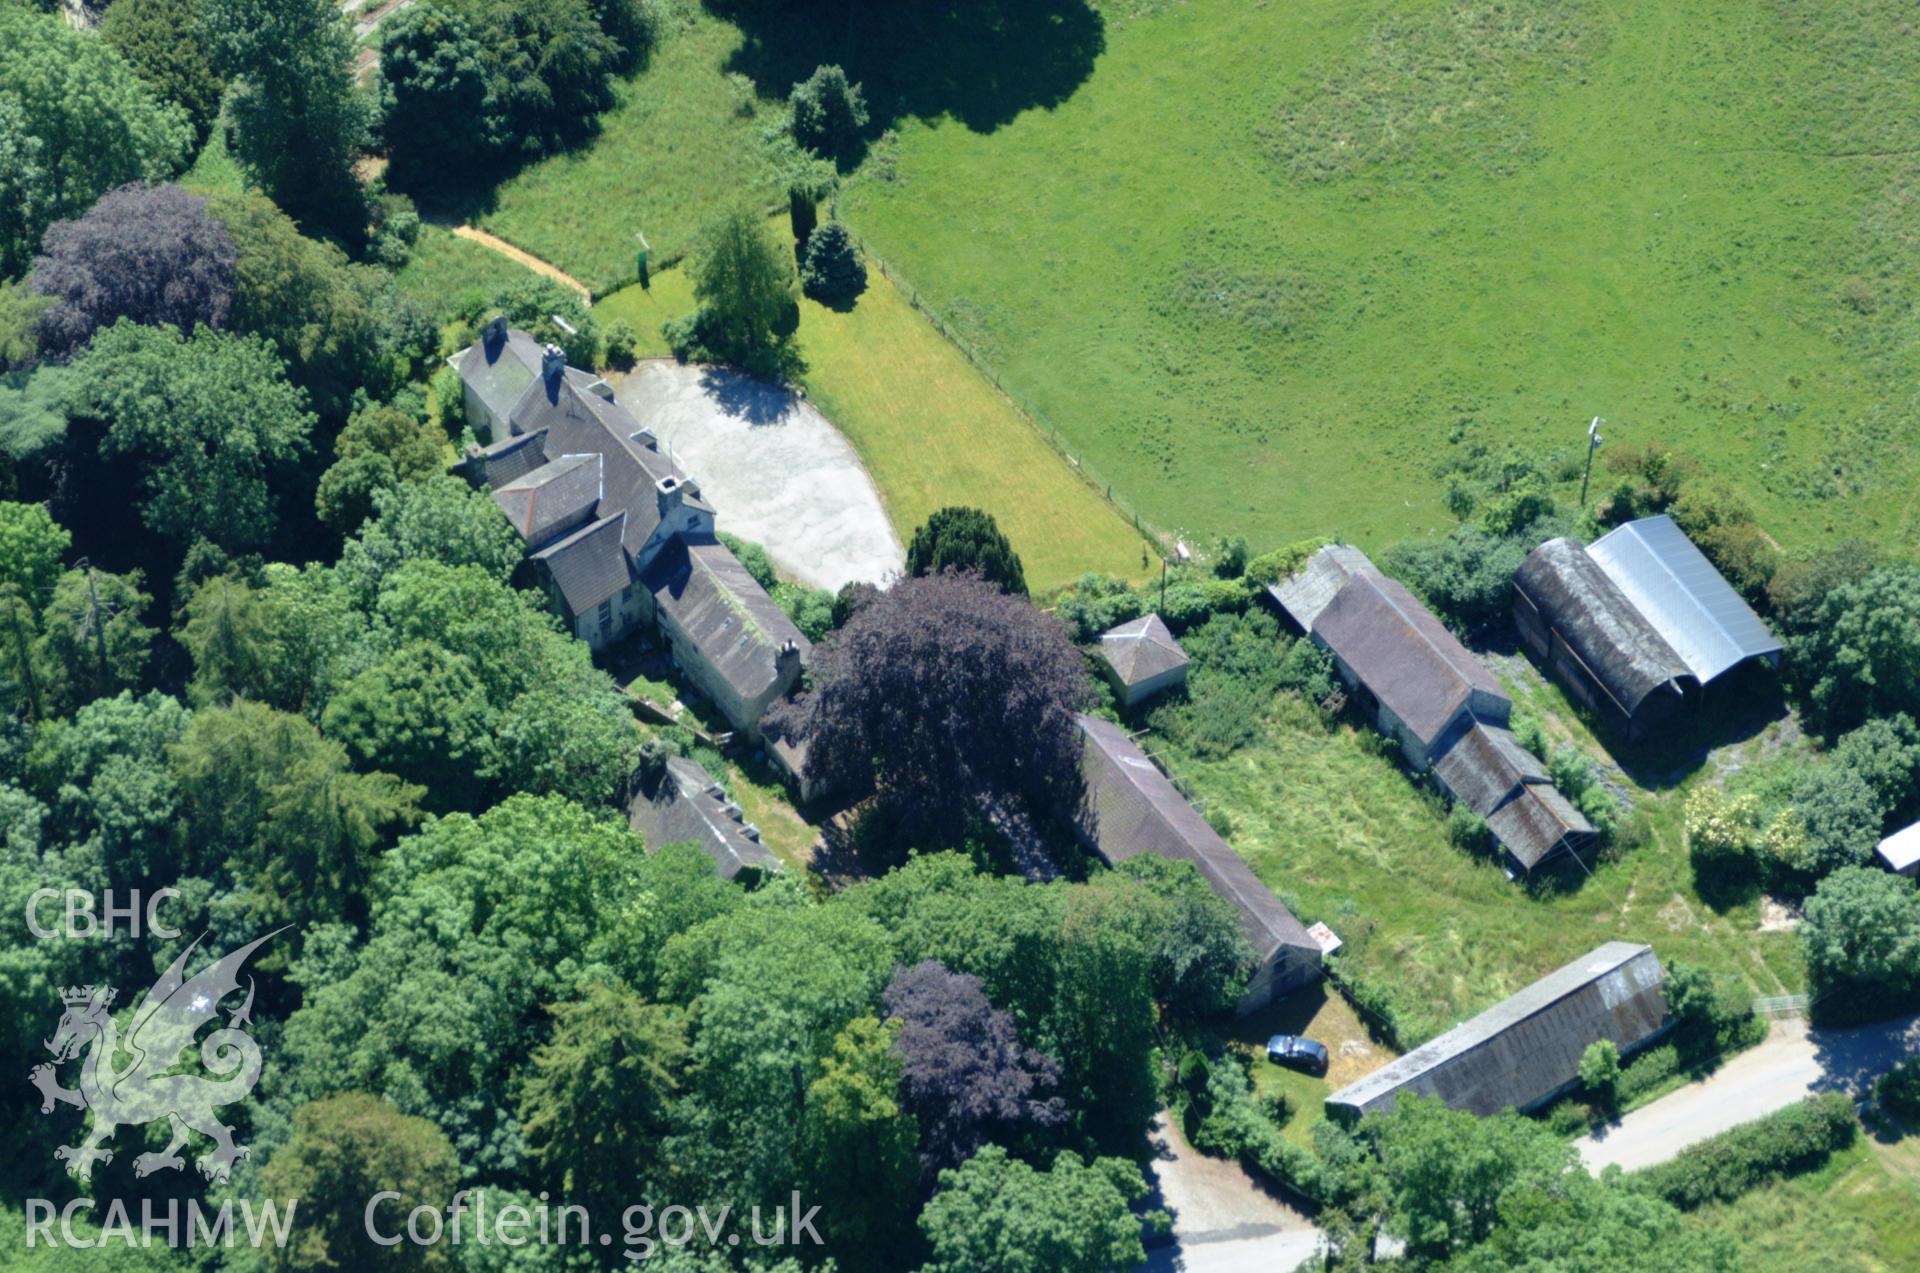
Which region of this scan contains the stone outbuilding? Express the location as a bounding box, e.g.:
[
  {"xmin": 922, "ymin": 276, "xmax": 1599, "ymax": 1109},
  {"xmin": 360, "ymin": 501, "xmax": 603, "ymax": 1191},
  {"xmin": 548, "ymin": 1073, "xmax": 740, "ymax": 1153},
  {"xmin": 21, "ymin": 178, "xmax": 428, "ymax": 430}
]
[{"xmin": 1098, "ymin": 614, "xmax": 1189, "ymax": 707}]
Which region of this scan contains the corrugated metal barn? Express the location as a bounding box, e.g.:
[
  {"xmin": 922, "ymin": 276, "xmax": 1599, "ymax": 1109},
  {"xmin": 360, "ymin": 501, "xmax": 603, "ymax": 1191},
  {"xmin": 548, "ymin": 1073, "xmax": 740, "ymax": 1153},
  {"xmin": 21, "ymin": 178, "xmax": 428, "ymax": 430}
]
[
  {"xmin": 1513, "ymin": 518, "xmax": 1782, "ymax": 742},
  {"xmin": 1326, "ymin": 941, "xmax": 1669, "ymax": 1120}
]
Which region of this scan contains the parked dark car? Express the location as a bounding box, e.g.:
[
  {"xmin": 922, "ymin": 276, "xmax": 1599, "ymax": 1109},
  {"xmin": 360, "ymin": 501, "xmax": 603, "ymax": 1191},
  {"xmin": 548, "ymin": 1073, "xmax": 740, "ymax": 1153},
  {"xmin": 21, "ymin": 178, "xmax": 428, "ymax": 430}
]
[{"xmin": 1265, "ymin": 1034, "xmax": 1330, "ymax": 1076}]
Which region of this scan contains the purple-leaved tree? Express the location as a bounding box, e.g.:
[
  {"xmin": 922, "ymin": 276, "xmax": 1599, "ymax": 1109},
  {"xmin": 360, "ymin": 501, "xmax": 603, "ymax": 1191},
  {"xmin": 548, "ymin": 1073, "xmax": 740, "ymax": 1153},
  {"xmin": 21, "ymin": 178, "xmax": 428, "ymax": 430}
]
[
  {"xmin": 30, "ymin": 183, "xmax": 236, "ymax": 360},
  {"xmin": 884, "ymin": 959, "xmax": 1066, "ymax": 1176}
]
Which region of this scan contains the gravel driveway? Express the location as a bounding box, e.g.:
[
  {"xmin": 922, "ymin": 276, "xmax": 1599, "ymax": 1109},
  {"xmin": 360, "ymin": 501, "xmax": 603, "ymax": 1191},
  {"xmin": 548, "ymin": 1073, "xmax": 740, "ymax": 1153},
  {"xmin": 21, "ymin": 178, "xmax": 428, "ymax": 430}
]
[
  {"xmin": 1577, "ymin": 1012, "xmax": 1920, "ymax": 1173},
  {"xmin": 1139, "ymin": 1113, "xmax": 1321, "ymax": 1273},
  {"xmin": 617, "ymin": 361, "xmax": 904, "ymax": 593}
]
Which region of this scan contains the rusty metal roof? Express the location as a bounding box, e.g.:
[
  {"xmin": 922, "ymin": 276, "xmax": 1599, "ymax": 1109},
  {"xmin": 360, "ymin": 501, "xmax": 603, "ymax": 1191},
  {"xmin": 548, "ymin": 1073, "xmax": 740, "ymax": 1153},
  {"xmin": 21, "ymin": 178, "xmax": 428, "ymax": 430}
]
[{"xmin": 1326, "ymin": 942, "xmax": 1667, "ymax": 1119}]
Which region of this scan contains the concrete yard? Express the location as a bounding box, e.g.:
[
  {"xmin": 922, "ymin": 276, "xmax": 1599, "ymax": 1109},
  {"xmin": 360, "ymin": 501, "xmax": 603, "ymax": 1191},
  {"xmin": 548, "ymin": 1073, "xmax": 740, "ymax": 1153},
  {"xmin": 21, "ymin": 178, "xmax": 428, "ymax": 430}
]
[{"xmin": 616, "ymin": 360, "xmax": 905, "ymax": 593}]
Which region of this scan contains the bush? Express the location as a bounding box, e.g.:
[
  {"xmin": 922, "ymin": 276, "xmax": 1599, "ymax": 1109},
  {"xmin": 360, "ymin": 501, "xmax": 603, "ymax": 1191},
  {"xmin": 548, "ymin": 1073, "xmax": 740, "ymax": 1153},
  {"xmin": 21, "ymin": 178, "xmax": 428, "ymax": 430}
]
[
  {"xmin": 431, "ymin": 364, "xmax": 466, "ymax": 434},
  {"xmin": 799, "ymin": 220, "xmax": 867, "ymax": 305},
  {"xmin": 1578, "ymin": 1039, "xmax": 1620, "ymax": 1099},
  {"xmin": 1684, "ymin": 786, "xmax": 1761, "ymax": 875},
  {"xmin": 1447, "ymin": 803, "xmax": 1492, "ymax": 855},
  {"xmin": 1634, "ymin": 1092, "xmax": 1857, "ymax": 1209},
  {"xmin": 1054, "ymin": 572, "xmax": 1143, "ymax": 643},
  {"xmin": 1615, "ymin": 1043, "xmax": 1679, "ymax": 1105},
  {"xmin": 789, "ymin": 64, "xmax": 869, "ymax": 161},
  {"xmin": 718, "ymin": 532, "xmax": 778, "ymax": 590},
  {"xmin": 1275, "ymin": 638, "xmax": 1337, "ymax": 707},
  {"xmin": 491, "ymin": 277, "xmax": 600, "ymax": 369},
  {"xmin": 1186, "ymin": 1060, "xmax": 1326, "ymax": 1203},
  {"xmin": 1876, "ymin": 1057, "xmax": 1920, "ymax": 1125},
  {"xmin": 603, "ymin": 320, "xmax": 638, "ymax": 368}
]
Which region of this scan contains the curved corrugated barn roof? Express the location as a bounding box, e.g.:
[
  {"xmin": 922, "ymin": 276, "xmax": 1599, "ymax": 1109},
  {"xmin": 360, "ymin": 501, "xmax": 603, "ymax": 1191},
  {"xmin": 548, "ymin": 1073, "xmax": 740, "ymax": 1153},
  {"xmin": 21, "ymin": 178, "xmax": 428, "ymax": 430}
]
[
  {"xmin": 1586, "ymin": 515, "xmax": 1784, "ymax": 685},
  {"xmin": 1514, "ymin": 538, "xmax": 1693, "ymax": 719}
]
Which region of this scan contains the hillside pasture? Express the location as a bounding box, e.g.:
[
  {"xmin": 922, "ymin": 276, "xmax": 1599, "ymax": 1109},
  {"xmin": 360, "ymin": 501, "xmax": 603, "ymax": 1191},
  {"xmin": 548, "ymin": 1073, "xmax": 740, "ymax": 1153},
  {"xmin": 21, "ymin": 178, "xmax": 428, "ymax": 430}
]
[{"xmin": 842, "ymin": 0, "xmax": 1920, "ymax": 555}]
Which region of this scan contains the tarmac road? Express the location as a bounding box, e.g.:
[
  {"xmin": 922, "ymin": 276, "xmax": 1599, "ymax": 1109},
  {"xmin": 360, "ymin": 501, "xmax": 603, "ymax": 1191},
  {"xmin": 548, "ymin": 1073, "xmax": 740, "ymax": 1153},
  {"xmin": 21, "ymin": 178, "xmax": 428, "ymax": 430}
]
[{"xmin": 1577, "ymin": 1012, "xmax": 1920, "ymax": 1173}]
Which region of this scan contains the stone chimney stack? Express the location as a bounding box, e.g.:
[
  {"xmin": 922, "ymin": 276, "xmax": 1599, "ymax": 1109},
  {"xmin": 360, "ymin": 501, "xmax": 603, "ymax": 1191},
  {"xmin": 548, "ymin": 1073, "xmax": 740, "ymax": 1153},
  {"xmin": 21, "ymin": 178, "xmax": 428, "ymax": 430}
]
[
  {"xmin": 482, "ymin": 314, "xmax": 507, "ymax": 350},
  {"xmin": 541, "ymin": 343, "xmax": 566, "ymax": 388}
]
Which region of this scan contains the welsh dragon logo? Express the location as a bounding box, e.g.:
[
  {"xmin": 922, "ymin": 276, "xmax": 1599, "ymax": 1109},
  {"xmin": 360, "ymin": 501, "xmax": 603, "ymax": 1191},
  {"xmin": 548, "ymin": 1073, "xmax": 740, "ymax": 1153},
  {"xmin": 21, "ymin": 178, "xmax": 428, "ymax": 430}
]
[{"xmin": 28, "ymin": 929, "xmax": 285, "ymax": 1185}]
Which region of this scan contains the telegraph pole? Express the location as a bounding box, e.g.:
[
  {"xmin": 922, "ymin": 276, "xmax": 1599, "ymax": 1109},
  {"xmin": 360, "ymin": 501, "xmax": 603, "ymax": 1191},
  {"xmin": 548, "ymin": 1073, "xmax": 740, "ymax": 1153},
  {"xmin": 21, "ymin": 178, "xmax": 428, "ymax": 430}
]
[{"xmin": 1579, "ymin": 417, "xmax": 1605, "ymax": 508}]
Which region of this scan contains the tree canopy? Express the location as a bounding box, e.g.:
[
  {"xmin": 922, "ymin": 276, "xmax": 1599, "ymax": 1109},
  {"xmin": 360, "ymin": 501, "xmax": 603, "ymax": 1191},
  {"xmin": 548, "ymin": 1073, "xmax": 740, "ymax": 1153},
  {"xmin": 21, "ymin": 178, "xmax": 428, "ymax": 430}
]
[
  {"xmin": 68, "ymin": 320, "xmax": 315, "ymax": 549},
  {"xmin": 918, "ymin": 1145, "xmax": 1148, "ymax": 1273},
  {"xmin": 28, "ymin": 183, "xmax": 237, "ymax": 361},
  {"xmin": 777, "ymin": 572, "xmax": 1088, "ymax": 836},
  {"xmin": 0, "ymin": 6, "xmax": 191, "ymax": 276},
  {"xmin": 905, "ymin": 506, "xmax": 1028, "ymax": 595},
  {"xmin": 202, "ymin": 0, "xmax": 373, "ymax": 242}
]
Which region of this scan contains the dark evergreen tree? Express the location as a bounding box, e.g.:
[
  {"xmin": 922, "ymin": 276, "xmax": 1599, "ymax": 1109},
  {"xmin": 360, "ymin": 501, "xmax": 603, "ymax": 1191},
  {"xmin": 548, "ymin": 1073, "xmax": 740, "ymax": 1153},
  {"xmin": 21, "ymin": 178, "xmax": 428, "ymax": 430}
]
[
  {"xmin": 800, "ymin": 219, "xmax": 868, "ymax": 306},
  {"xmin": 906, "ymin": 506, "xmax": 1027, "ymax": 595}
]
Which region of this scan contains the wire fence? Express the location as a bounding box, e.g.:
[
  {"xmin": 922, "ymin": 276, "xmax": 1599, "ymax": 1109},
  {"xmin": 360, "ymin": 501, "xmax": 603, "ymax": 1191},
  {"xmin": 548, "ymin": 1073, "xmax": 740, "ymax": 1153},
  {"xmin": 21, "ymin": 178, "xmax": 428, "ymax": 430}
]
[{"xmin": 843, "ymin": 229, "xmax": 1172, "ymax": 562}]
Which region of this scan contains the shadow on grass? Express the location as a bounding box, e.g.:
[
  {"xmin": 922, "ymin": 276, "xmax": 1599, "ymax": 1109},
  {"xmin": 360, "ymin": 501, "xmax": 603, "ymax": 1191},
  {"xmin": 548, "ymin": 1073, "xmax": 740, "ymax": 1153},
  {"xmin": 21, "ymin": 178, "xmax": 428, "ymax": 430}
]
[{"xmin": 710, "ymin": 0, "xmax": 1105, "ymax": 145}]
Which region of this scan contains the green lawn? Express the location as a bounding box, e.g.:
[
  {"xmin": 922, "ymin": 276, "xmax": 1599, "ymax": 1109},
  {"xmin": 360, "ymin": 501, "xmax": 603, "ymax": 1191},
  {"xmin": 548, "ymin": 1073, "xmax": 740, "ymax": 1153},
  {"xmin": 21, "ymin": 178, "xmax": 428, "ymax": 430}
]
[
  {"xmin": 393, "ymin": 225, "xmax": 548, "ymax": 318},
  {"xmin": 477, "ymin": 11, "xmax": 778, "ymax": 295},
  {"xmin": 1157, "ymin": 665, "xmax": 1806, "ymax": 1048},
  {"xmin": 598, "ymin": 247, "xmax": 1152, "ymax": 591},
  {"xmin": 1687, "ymin": 1135, "xmax": 1920, "ymax": 1271},
  {"xmin": 841, "ymin": 0, "xmax": 1920, "ymax": 555}
]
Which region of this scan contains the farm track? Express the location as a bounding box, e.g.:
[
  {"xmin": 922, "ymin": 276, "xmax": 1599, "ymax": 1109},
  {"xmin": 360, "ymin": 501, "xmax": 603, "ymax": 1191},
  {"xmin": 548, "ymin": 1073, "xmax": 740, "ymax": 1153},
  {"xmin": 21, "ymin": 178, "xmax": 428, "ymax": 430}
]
[{"xmin": 434, "ymin": 224, "xmax": 596, "ymax": 302}]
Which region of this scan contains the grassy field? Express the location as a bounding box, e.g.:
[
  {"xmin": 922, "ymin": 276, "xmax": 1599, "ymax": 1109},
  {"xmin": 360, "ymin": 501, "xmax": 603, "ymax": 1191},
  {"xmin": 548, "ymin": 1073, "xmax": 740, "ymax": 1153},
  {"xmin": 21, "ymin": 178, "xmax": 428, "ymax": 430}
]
[
  {"xmin": 393, "ymin": 225, "xmax": 548, "ymax": 317},
  {"xmin": 475, "ymin": 10, "xmax": 777, "ymax": 295},
  {"xmin": 1687, "ymin": 1134, "xmax": 1920, "ymax": 1270},
  {"xmin": 597, "ymin": 250, "xmax": 1151, "ymax": 591},
  {"xmin": 840, "ymin": 0, "xmax": 1920, "ymax": 554},
  {"xmin": 1157, "ymin": 659, "xmax": 1806, "ymax": 1049}
]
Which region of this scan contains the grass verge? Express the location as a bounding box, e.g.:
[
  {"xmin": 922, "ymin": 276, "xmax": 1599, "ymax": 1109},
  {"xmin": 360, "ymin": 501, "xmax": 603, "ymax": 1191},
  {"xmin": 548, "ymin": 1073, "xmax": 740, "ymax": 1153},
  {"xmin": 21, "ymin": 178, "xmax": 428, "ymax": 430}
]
[{"xmin": 597, "ymin": 246, "xmax": 1151, "ymax": 592}]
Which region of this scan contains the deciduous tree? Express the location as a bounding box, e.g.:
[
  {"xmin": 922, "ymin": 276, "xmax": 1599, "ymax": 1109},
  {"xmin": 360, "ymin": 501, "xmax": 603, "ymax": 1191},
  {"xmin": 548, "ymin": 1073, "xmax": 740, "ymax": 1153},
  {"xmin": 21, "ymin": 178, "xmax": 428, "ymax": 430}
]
[
  {"xmin": 68, "ymin": 321, "xmax": 314, "ymax": 550},
  {"xmin": 314, "ymin": 404, "xmax": 447, "ymax": 535},
  {"xmin": 0, "ymin": 7, "xmax": 191, "ymax": 275},
  {"xmin": 29, "ymin": 183, "xmax": 237, "ymax": 360},
  {"xmin": 918, "ymin": 1145, "xmax": 1147, "ymax": 1273},
  {"xmin": 883, "ymin": 959, "xmax": 1064, "ymax": 1175},
  {"xmin": 202, "ymin": 0, "xmax": 372, "ymax": 243},
  {"xmin": 777, "ymin": 572, "xmax": 1088, "ymax": 837},
  {"xmin": 262, "ymin": 1093, "xmax": 458, "ymax": 1272}
]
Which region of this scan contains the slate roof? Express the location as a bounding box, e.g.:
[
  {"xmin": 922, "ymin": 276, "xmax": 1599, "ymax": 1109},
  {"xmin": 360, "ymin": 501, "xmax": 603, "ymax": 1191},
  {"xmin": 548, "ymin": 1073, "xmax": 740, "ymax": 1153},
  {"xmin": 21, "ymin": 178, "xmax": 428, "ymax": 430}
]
[
  {"xmin": 1099, "ymin": 614, "xmax": 1188, "ymax": 687},
  {"xmin": 1586, "ymin": 515, "xmax": 1784, "ymax": 685},
  {"xmin": 1431, "ymin": 722, "xmax": 1594, "ymax": 870},
  {"xmin": 492, "ymin": 453, "xmax": 601, "ymax": 545},
  {"xmin": 455, "ymin": 324, "xmax": 543, "ymax": 426},
  {"xmin": 473, "ymin": 428, "xmax": 550, "ymax": 486},
  {"xmin": 630, "ymin": 756, "xmax": 780, "ymax": 880},
  {"xmin": 530, "ymin": 512, "xmax": 629, "ymax": 614},
  {"xmin": 502, "ymin": 370, "xmax": 701, "ymax": 562},
  {"xmin": 1514, "ymin": 538, "xmax": 1694, "ymax": 718},
  {"xmin": 644, "ymin": 537, "xmax": 809, "ymax": 705},
  {"xmin": 1269, "ymin": 544, "xmax": 1375, "ymax": 632},
  {"xmin": 1313, "ymin": 568, "xmax": 1510, "ymax": 747},
  {"xmin": 1075, "ymin": 715, "xmax": 1318, "ymax": 966},
  {"xmin": 1486, "ymin": 783, "xmax": 1595, "ymax": 872},
  {"xmin": 1877, "ymin": 821, "xmax": 1920, "ymax": 874},
  {"xmin": 1326, "ymin": 942, "xmax": 1668, "ymax": 1119},
  {"xmin": 1432, "ymin": 722, "xmax": 1546, "ymax": 815}
]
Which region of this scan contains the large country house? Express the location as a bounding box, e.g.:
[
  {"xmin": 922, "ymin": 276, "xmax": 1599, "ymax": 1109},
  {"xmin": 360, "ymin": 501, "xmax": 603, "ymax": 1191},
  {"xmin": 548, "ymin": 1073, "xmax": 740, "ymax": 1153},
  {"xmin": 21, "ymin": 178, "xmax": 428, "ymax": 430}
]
[{"xmin": 452, "ymin": 319, "xmax": 808, "ymax": 739}]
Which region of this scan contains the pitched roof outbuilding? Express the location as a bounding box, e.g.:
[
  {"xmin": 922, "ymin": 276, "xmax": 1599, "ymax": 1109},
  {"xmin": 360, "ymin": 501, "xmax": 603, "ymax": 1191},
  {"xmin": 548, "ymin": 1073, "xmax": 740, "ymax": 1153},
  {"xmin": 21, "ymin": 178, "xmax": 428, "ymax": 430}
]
[
  {"xmin": 1268, "ymin": 544, "xmax": 1375, "ymax": 632},
  {"xmin": 1312, "ymin": 568, "xmax": 1510, "ymax": 748},
  {"xmin": 1074, "ymin": 715, "xmax": 1318, "ymax": 968},
  {"xmin": 1099, "ymin": 614, "xmax": 1189, "ymax": 688},
  {"xmin": 1326, "ymin": 941, "xmax": 1668, "ymax": 1119},
  {"xmin": 629, "ymin": 756, "xmax": 780, "ymax": 880}
]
